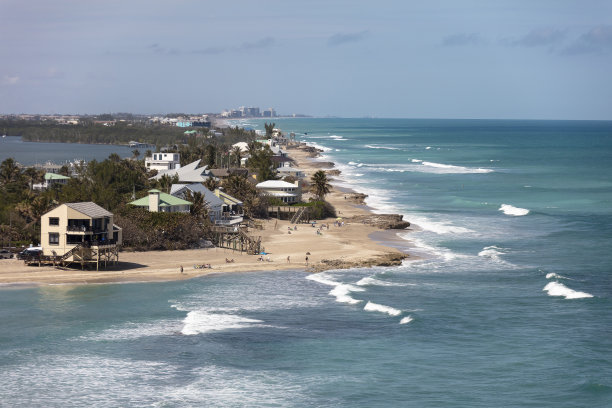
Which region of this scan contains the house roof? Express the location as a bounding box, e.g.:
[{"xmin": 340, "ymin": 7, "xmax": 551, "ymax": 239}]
[
  {"xmin": 45, "ymin": 173, "xmax": 70, "ymax": 180},
  {"xmin": 129, "ymin": 191, "xmax": 192, "ymax": 207},
  {"xmin": 170, "ymin": 183, "xmax": 225, "ymax": 208},
  {"xmin": 151, "ymin": 159, "xmax": 211, "ymax": 183},
  {"xmin": 65, "ymin": 202, "xmax": 113, "ymax": 218},
  {"xmin": 256, "ymin": 180, "xmax": 298, "ymax": 189}
]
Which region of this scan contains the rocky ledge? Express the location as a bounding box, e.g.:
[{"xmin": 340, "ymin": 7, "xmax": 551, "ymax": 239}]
[
  {"xmin": 309, "ymin": 252, "xmax": 408, "ymax": 272},
  {"xmin": 346, "ymin": 213, "xmax": 410, "ymax": 229}
]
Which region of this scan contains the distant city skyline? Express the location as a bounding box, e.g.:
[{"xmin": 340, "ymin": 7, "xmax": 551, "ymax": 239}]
[{"xmin": 1, "ymin": 1, "xmax": 611, "ymax": 120}]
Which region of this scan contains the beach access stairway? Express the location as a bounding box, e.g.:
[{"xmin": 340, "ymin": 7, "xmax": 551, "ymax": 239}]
[
  {"xmin": 267, "ymin": 205, "xmax": 311, "ymax": 224},
  {"xmin": 211, "ymin": 225, "xmax": 262, "ymax": 254}
]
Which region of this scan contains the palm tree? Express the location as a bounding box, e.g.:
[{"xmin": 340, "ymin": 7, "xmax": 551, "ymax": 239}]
[
  {"xmin": 231, "ymin": 146, "xmax": 242, "ymax": 167},
  {"xmin": 0, "ymin": 158, "xmax": 21, "ymax": 185},
  {"xmin": 310, "ymin": 170, "xmax": 331, "ymax": 201},
  {"xmin": 132, "ymin": 149, "xmax": 141, "ymax": 159},
  {"xmin": 184, "ymin": 190, "xmax": 209, "ymax": 221},
  {"xmin": 204, "ymin": 177, "xmax": 220, "ymax": 192},
  {"xmin": 23, "ymin": 167, "xmax": 45, "ymax": 190}
]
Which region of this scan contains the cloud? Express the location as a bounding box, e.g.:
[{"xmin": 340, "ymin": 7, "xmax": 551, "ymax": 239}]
[
  {"xmin": 508, "ymin": 28, "xmax": 567, "ymax": 47},
  {"xmin": 237, "ymin": 37, "xmax": 275, "ymax": 51},
  {"xmin": 562, "ymin": 25, "xmax": 612, "ymax": 55},
  {"xmin": 442, "ymin": 33, "xmax": 484, "ymax": 47},
  {"xmin": 327, "ymin": 30, "xmax": 369, "ymax": 46},
  {"xmin": 149, "ymin": 43, "xmax": 180, "ymax": 55},
  {"xmin": 2, "ymin": 75, "xmax": 20, "ymax": 86},
  {"xmin": 192, "ymin": 46, "xmax": 226, "ymax": 55}
]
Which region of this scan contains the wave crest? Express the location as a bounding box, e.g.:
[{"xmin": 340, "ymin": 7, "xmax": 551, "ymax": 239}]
[
  {"xmin": 543, "ymin": 282, "xmax": 593, "ymax": 299},
  {"xmin": 499, "ymin": 204, "xmax": 529, "ymax": 216}
]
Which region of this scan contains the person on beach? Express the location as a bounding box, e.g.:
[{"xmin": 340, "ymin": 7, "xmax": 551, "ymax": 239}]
[
  {"xmin": 180, "ymin": 265, "xmax": 183, "ymax": 274},
  {"xmin": 287, "ymin": 256, "xmax": 290, "ymax": 263},
  {"xmin": 305, "ymin": 256, "xmax": 309, "ymax": 266}
]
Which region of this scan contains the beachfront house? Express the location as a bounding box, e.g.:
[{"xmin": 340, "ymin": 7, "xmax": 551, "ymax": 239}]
[
  {"xmin": 129, "ymin": 189, "xmax": 192, "ymax": 213},
  {"xmin": 145, "ymin": 152, "xmax": 181, "ymax": 171},
  {"xmin": 40, "ymin": 202, "xmax": 122, "ymax": 264},
  {"xmin": 32, "ymin": 172, "xmax": 71, "ymax": 190},
  {"xmin": 170, "ymin": 183, "xmax": 225, "ymax": 222},
  {"xmin": 214, "ymin": 188, "xmax": 244, "ymax": 222},
  {"xmin": 256, "ymin": 180, "xmax": 302, "ymax": 204},
  {"xmin": 150, "ymin": 159, "xmax": 212, "ymax": 183}
]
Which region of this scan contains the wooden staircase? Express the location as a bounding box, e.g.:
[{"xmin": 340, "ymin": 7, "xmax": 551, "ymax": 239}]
[{"xmin": 290, "ymin": 207, "xmax": 307, "ymax": 224}]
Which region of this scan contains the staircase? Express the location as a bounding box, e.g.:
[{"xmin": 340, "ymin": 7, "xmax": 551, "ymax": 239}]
[
  {"xmin": 290, "ymin": 207, "xmax": 307, "ymax": 224},
  {"xmin": 60, "ymin": 243, "xmax": 83, "ymax": 261}
]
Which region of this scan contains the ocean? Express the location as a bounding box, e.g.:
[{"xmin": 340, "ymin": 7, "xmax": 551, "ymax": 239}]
[{"xmin": 2, "ymin": 118, "xmax": 612, "ymax": 407}]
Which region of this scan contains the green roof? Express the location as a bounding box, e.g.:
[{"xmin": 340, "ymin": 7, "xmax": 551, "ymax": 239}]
[
  {"xmin": 129, "ymin": 191, "xmax": 192, "ymax": 207},
  {"xmin": 45, "ymin": 173, "xmax": 70, "ymax": 180}
]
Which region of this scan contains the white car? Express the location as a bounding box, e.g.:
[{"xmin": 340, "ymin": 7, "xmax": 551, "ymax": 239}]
[{"xmin": 0, "ymin": 249, "xmax": 14, "ymax": 259}]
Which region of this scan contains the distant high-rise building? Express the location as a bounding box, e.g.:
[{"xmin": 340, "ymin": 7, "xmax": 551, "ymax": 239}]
[{"xmin": 262, "ymin": 108, "xmax": 276, "ymax": 117}]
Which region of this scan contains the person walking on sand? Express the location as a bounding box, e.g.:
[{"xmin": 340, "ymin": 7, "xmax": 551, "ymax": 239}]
[
  {"xmin": 180, "ymin": 265, "xmax": 183, "ymax": 274},
  {"xmin": 287, "ymin": 256, "xmax": 290, "ymax": 263},
  {"xmin": 305, "ymin": 256, "xmax": 309, "ymax": 266}
]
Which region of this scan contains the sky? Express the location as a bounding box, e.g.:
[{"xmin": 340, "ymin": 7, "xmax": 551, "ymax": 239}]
[{"xmin": 1, "ymin": 0, "xmax": 611, "ymax": 119}]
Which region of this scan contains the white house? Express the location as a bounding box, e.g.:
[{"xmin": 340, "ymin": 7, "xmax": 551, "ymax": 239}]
[
  {"xmin": 256, "ymin": 180, "xmax": 302, "ymax": 204},
  {"xmin": 145, "ymin": 152, "xmax": 181, "ymax": 171},
  {"xmin": 33, "ymin": 173, "xmax": 70, "ymax": 190},
  {"xmin": 150, "ymin": 159, "xmax": 212, "ymax": 183}
]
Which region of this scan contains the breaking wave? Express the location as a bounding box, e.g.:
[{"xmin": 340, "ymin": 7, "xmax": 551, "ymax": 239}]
[
  {"xmin": 499, "ymin": 204, "xmax": 530, "ymax": 216},
  {"xmin": 306, "ymin": 273, "xmax": 364, "ymax": 304},
  {"xmin": 363, "ymin": 301, "xmax": 402, "ymax": 316},
  {"xmin": 478, "ymin": 246, "xmax": 506, "ymax": 262},
  {"xmin": 546, "ymin": 272, "xmax": 572, "ymax": 280},
  {"xmin": 542, "ymin": 282, "xmax": 593, "ymax": 299},
  {"xmin": 181, "ymin": 311, "xmax": 263, "ymax": 335},
  {"xmin": 365, "ymin": 144, "xmax": 402, "ymax": 150},
  {"xmin": 356, "ymin": 277, "xmax": 412, "ymax": 287},
  {"xmin": 399, "ymin": 316, "xmax": 414, "ymax": 324}
]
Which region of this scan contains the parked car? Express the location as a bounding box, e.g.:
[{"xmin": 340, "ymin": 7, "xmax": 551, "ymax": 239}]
[
  {"xmin": 0, "ymin": 249, "xmax": 14, "ymax": 259},
  {"xmin": 17, "ymin": 248, "xmax": 43, "ymax": 260}
]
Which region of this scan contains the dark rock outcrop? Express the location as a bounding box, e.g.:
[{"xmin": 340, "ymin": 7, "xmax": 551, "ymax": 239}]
[{"xmin": 346, "ymin": 214, "xmax": 410, "ymax": 229}]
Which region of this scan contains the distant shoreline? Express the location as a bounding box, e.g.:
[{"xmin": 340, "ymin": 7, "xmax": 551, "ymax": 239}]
[{"xmin": 0, "ymin": 142, "xmax": 413, "ymax": 287}]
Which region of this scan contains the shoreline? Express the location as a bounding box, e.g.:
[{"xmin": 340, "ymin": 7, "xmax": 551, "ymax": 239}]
[{"xmin": 0, "ymin": 143, "xmax": 413, "ymax": 287}]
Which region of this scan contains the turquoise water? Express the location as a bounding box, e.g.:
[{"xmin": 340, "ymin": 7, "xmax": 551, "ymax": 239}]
[{"xmin": 2, "ymin": 119, "xmax": 612, "ymax": 406}]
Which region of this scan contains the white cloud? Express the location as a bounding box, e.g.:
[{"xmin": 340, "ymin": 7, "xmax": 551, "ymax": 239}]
[{"xmin": 2, "ymin": 75, "xmax": 20, "ymax": 85}]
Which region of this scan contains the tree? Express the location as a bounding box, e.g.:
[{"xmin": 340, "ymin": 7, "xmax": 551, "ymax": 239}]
[
  {"xmin": 184, "ymin": 190, "xmax": 209, "ymax": 221},
  {"xmin": 204, "ymin": 177, "xmax": 220, "ymax": 192},
  {"xmin": 264, "ymin": 122, "xmax": 276, "ymax": 137},
  {"xmin": 231, "ymin": 146, "xmax": 242, "ymax": 167},
  {"xmin": 22, "ymin": 167, "xmax": 44, "ymax": 190},
  {"xmin": 0, "ymin": 158, "xmax": 21, "ymax": 185},
  {"xmin": 132, "ymin": 149, "xmax": 141, "ymax": 159},
  {"xmin": 311, "ymin": 170, "xmax": 331, "ymax": 201}
]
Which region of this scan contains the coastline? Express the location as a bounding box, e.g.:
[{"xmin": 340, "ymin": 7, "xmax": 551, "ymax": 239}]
[{"xmin": 0, "ymin": 144, "xmax": 413, "ymax": 287}]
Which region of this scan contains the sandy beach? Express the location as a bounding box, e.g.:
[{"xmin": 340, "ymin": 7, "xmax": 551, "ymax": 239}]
[{"xmin": 0, "ymin": 145, "xmax": 411, "ymax": 286}]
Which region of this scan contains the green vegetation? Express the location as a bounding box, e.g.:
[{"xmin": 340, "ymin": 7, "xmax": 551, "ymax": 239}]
[{"xmin": 310, "ymin": 170, "xmax": 332, "ymax": 201}]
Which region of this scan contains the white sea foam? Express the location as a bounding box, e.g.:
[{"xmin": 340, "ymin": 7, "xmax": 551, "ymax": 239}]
[
  {"xmin": 411, "ymin": 159, "xmax": 423, "ymax": 163},
  {"xmin": 363, "ymin": 301, "xmax": 402, "ymax": 316},
  {"xmin": 407, "ymin": 215, "xmax": 474, "ymax": 235},
  {"xmin": 478, "ymin": 246, "xmax": 506, "ymax": 262},
  {"xmin": 399, "ymin": 316, "xmax": 414, "ymax": 324},
  {"xmin": 306, "ymin": 273, "xmax": 364, "ymax": 304},
  {"xmin": 181, "ymin": 311, "xmax": 263, "ymax": 335},
  {"xmin": 545, "ymin": 272, "xmax": 571, "ymax": 280},
  {"xmin": 302, "ymin": 141, "xmax": 332, "ymax": 152},
  {"xmin": 543, "ymin": 282, "xmax": 593, "ymax": 299},
  {"xmin": 421, "ymin": 161, "xmax": 493, "ymax": 174},
  {"xmin": 329, "ymin": 135, "xmax": 349, "ymax": 140},
  {"xmin": 356, "ymin": 276, "xmax": 412, "ymax": 287},
  {"xmin": 365, "ymin": 144, "xmax": 402, "ymax": 150},
  {"xmin": 426, "ymin": 146, "xmax": 432, "ymax": 149},
  {"xmin": 499, "ymin": 204, "xmax": 530, "ymax": 216}
]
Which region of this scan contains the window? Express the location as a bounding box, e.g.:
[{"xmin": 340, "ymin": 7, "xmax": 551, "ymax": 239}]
[
  {"xmin": 49, "ymin": 233, "xmax": 59, "ymax": 245},
  {"xmin": 49, "ymin": 217, "xmax": 59, "ymax": 226}
]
